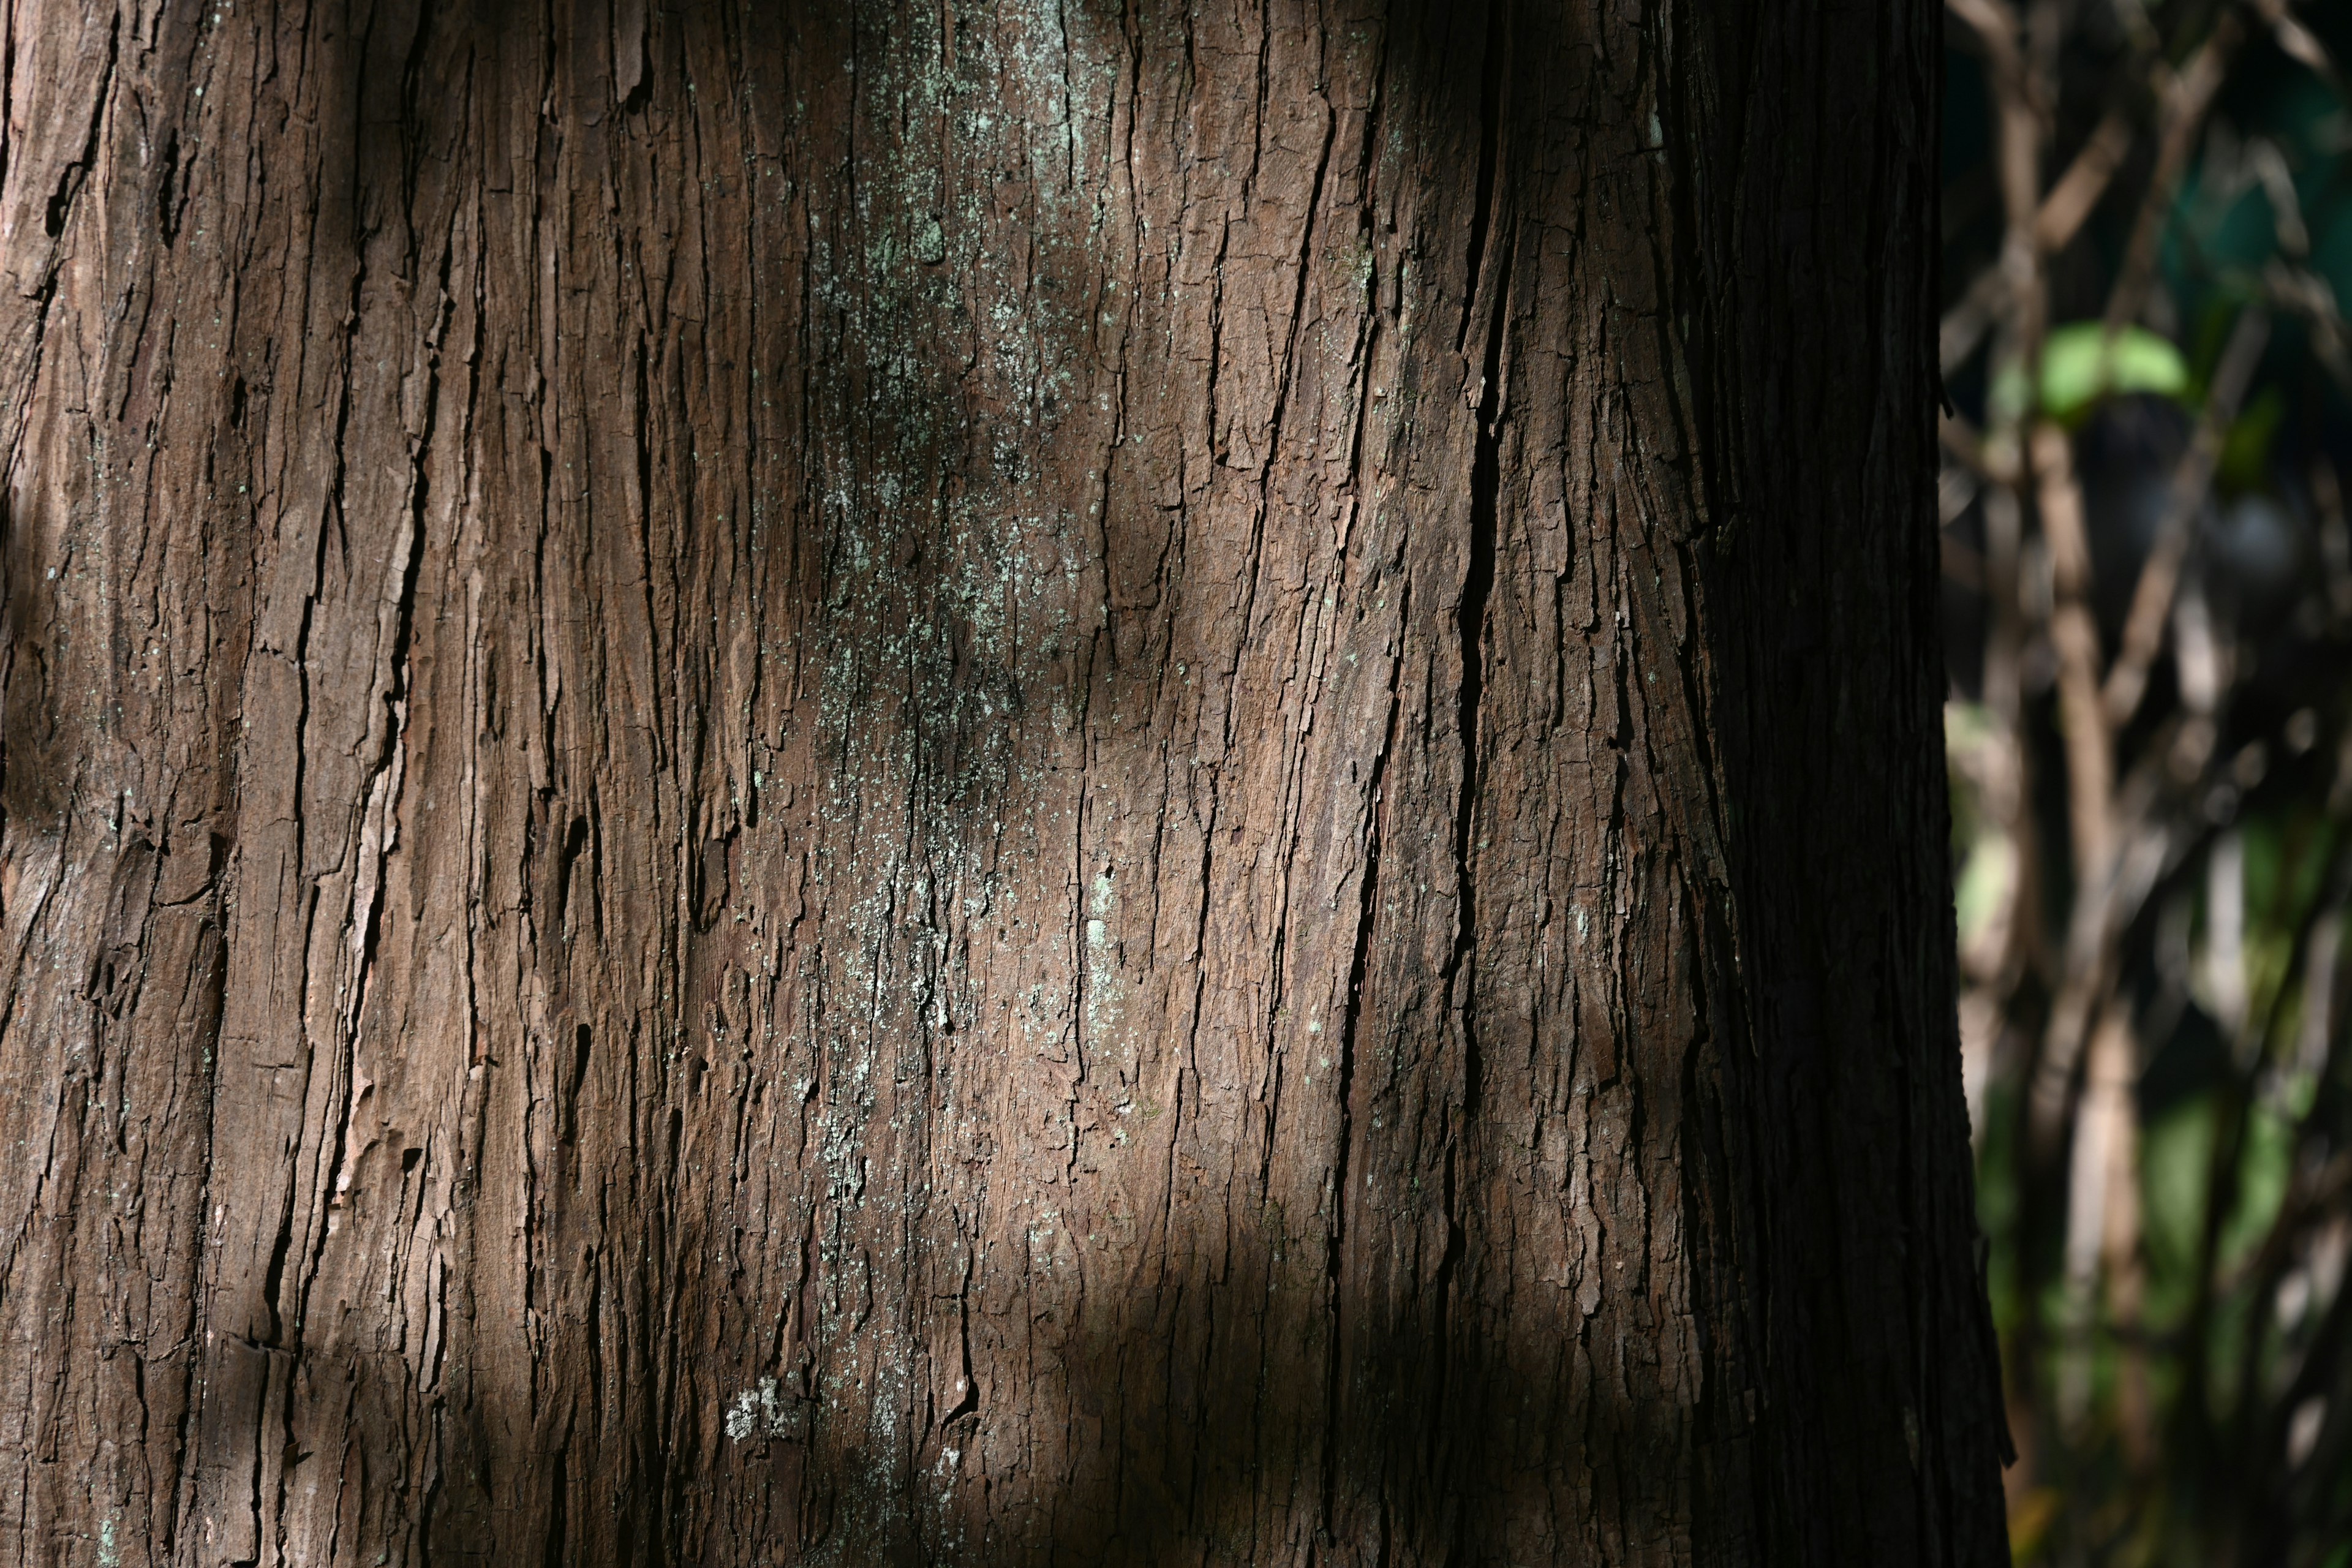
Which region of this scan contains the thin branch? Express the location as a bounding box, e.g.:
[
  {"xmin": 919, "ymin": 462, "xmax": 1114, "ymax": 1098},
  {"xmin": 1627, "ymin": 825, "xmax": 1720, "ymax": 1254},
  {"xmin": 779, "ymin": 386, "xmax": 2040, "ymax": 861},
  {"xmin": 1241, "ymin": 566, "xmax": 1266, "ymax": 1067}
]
[
  {"xmin": 2250, "ymin": 0, "xmax": 2343, "ymax": 97},
  {"xmin": 2036, "ymin": 106, "xmax": 2135, "ymax": 255},
  {"xmin": 2100, "ymin": 306, "xmax": 2272, "ymax": 729},
  {"xmin": 2036, "ymin": 420, "xmax": 2117, "ymax": 880},
  {"xmin": 1942, "ymin": 265, "xmax": 2008, "ymax": 375},
  {"xmin": 1940, "ymin": 106, "xmax": 2141, "ymax": 377},
  {"xmin": 2103, "ymin": 16, "xmax": 2241, "ymax": 337}
]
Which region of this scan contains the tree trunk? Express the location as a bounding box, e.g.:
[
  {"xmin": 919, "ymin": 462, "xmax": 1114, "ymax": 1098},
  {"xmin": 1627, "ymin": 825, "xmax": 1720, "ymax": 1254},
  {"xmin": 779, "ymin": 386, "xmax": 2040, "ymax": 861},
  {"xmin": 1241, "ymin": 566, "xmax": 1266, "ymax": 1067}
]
[{"xmin": 0, "ymin": 2, "xmax": 2007, "ymax": 1563}]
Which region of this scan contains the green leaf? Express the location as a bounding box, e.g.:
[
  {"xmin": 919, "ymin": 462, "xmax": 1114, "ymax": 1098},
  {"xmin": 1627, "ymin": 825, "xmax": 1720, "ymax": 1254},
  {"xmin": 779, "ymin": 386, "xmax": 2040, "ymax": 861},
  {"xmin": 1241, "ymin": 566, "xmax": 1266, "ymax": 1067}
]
[{"xmin": 2037, "ymin": 321, "xmax": 2191, "ymax": 418}]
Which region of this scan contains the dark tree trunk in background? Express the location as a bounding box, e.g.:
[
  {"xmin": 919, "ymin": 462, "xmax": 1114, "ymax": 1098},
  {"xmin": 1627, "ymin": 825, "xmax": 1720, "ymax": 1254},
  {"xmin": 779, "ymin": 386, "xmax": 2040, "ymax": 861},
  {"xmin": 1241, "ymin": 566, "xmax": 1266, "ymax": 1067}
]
[{"xmin": 0, "ymin": 2, "xmax": 2007, "ymax": 1563}]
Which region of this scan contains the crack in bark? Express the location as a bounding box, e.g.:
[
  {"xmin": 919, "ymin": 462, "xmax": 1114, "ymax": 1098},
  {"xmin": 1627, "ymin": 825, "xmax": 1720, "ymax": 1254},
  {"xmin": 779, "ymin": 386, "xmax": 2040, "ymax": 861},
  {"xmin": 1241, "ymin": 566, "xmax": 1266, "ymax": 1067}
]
[
  {"xmin": 1429, "ymin": 0, "xmax": 1512, "ymax": 1464},
  {"xmin": 1322, "ymin": 575, "xmax": 1407, "ymax": 1538},
  {"xmin": 40, "ymin": 13, "xmax": 115, "ymax": 239}
]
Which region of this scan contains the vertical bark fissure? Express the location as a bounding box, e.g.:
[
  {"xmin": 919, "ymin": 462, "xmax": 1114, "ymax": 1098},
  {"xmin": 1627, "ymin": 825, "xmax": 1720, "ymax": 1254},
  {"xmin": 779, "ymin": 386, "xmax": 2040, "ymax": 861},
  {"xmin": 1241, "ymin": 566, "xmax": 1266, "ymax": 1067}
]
[
  {"xmin": 38, "ymin": 12, "xmax": 113, "ymax": 241},
  {"xmin": 1425, "ymin": 0, "xmax": 1512, "ymax": 1485},
  {"xmin": 252, "ymin": 199, "xmax": 369, "ymax": 1360},
  {"xmin": 1322, "ymin": 577, "xmax": 1406, "ymax": 1538},
  {"xmin": 1450, "ymin": 262, "xmax": 1507, "ymax": 1076},
  {"xmin": 1446, "ymin": 0, "xmax": 1512, "ymax": 1081},
  {"xmin": 163, "ymin": 924, "xmax": 228, "ymax": 1563},
  {"xmin": 1454, "ymin": 1, "xmax": 1507, "ymax": 355}
]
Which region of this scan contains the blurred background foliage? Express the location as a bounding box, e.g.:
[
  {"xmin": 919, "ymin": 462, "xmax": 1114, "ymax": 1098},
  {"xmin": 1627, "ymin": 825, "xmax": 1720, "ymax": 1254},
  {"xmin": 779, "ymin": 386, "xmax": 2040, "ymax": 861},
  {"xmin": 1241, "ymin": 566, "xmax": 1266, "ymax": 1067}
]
[{"xmin": 1941, "ymin": 2, "xmax": 2352, "ymax": 1561}]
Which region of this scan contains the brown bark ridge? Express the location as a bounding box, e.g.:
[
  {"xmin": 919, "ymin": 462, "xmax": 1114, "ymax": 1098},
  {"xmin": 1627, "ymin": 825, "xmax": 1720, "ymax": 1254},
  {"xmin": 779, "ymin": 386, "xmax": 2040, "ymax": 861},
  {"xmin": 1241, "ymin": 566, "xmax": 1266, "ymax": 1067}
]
[{"xmin": 0, "ymin": 1, "xmax": 2005, "ymax": 1563}]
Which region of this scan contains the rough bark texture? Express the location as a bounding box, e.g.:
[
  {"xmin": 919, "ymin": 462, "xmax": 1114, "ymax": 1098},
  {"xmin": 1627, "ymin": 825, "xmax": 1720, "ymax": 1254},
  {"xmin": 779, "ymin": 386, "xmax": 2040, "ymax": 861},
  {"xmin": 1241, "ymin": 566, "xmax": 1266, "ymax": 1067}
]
[{"xmin": 0, "ymin": 2, "xmax": 2007, "ymax": 1564}]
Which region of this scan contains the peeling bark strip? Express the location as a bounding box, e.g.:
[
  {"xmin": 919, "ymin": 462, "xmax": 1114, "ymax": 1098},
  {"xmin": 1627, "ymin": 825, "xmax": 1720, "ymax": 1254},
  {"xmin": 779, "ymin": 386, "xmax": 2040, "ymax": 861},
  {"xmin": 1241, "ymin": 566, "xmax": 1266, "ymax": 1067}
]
[{"xmin": 0, "ymin": 2, "xmax": 2003, "ymax": 1564}]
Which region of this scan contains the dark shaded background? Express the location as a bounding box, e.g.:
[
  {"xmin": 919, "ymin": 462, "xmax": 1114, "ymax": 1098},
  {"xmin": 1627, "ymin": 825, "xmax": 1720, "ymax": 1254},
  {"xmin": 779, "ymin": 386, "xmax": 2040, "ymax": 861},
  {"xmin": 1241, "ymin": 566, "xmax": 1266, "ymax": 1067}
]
[{"xmin": 1941, "ymin": 3, "xmax": 2352, "ymax": 1562}]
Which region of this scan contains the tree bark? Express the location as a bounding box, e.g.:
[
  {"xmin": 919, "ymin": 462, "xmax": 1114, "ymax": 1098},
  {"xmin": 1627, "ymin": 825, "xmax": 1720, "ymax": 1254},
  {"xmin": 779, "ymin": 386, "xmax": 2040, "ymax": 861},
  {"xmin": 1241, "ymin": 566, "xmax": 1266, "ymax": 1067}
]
[{"xmin": 0, "ymin": 2, "xmax": 2007, "ymax": 1564}]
